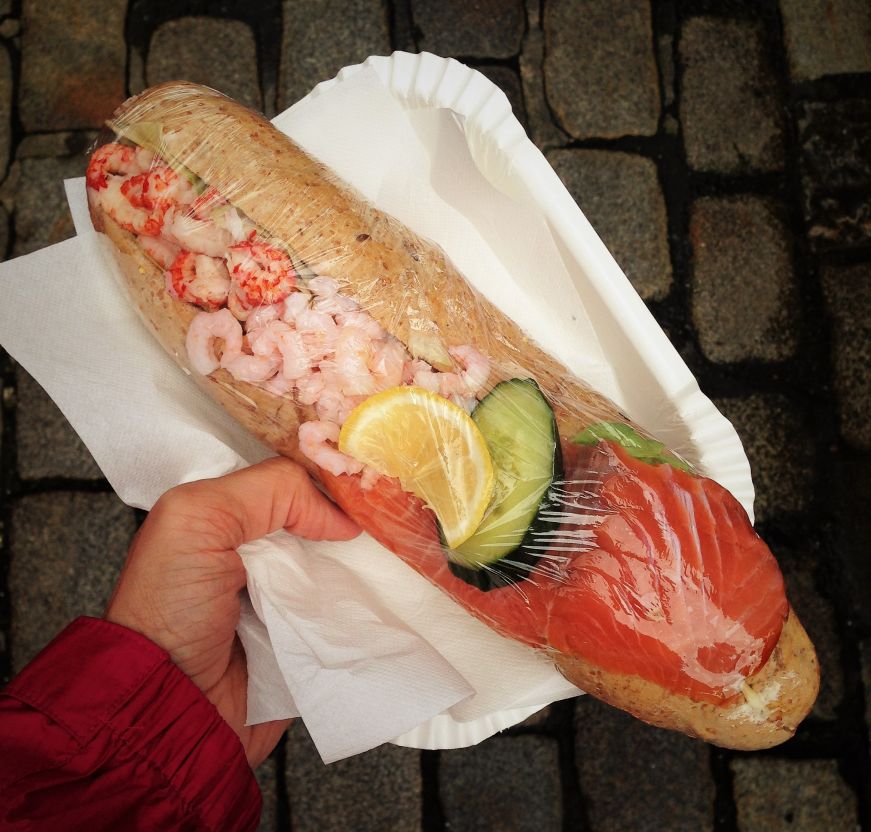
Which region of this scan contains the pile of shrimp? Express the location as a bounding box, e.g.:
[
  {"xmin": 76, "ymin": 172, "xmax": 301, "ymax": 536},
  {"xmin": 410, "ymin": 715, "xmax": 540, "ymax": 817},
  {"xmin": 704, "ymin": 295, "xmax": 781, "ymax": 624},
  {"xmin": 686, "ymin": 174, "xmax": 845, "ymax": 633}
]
[{"xmin": 88, "ymin": 141, "xmax": 491, "ymax": 477}]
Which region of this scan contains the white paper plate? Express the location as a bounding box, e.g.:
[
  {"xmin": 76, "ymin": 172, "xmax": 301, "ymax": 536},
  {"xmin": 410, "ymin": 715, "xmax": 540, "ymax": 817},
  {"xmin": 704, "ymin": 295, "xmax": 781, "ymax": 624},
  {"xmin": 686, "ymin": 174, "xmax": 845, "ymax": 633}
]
[{"xmin": 299, "ymin": 52, "xmax": 755, "ymax": 751}]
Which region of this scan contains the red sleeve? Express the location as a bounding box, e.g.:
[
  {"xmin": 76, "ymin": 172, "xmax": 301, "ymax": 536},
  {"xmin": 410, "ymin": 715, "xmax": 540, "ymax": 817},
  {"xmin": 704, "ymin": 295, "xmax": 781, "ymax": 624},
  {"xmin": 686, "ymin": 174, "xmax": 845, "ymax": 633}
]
[{"xmin": 0, "ymin": 617, "xmax": 261, "ymax": 831}]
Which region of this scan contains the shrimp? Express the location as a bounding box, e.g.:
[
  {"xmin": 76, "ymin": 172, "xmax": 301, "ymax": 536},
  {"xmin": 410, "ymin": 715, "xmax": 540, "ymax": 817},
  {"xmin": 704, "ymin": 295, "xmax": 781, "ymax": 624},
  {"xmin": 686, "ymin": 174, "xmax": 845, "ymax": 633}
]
[
  {"xmin": 245, "ymin": 302, "xmax": 284, "ymax": 332},
  {"xmin": 248, "ymin": 320, "xmax": 311, "ymax": 379},
  {"xmin": 414, "ymin": 368, "xmax": 442, "ymax": 393},
  {"xmin": 336, "ymin": 310, "xmax": 386, "ymax": 340},
  {"xmin": 449, "ymin": 345, "xmax": 490, "ymax": 396},
  {"xmin": 165, "ymin": 209, "xmax": 234, "ymax": 258},
  {"xmin": 316, "ymin": 389, "xmax": 364, "ymax": 426},
  {"xmin": 226, "ymin": 239, "xmax": 298, "ymax": 310},
  {"xmin": 334, "ymin": 326, "xmax": 378, "ymax": 396},
  {"xmin": 222, "ymin": 352, "xmax": 281, "ymax": 383},
  {"xmin": 139, "ymin": 165, "xmax": 195, "ymax": 210},
  {"xmin": 168, "ymin": 250, "xmax": 231, "ymax": 310},
  {"xmin": 405, "ymin": 358, "xmax": 431, "ymax": 384},
  {"xmin": 98, "ymin": 176, "xmax": 165, "ymax": 236},
  {"xmin": 99, "ymin": 165, "xmax": 190, "ymax": 237},
  {"xmin": 295, "ymin": 371, "xmax": 326, "ymax": 405},
  {"xmin": 138, "ymin": 234, "xmax": 181, "ymax": 270},
  {"xmin": 370, "ymin": 338, "xmax": 407, "ymax": 391},
  {"xmin": 298, "ymin": 420, "xmax": 364, "ymax": 477},
  {"xmin": 282, "ymin": 290, "xmax": 312, "ymax": 323},
  {"xmin": 263, "ymin": 373, "xmax": 294, "ymax": 396},
  {"xmin": 308, "ymin": 276, "xmax": 340, "ymax": 297},
  {"xmin": 185, "ymin": 309, "xmax": 243, "ymax": 375},
  {"xmin": 296, "ymin": 308, "xmax": 339, "ymax": 362},
  {"xmin": 313, "ymin": 292, "xmax": 359, "ymax": 316},
  {"xmin": 86, "ymin": 142, "xmax": 153, "ymax": 190}
]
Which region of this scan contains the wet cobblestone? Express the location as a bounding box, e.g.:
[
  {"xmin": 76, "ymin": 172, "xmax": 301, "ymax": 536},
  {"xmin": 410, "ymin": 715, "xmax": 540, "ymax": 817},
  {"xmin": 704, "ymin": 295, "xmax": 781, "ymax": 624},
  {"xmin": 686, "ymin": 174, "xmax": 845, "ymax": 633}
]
[
  {"xmin": 147, "ymin": 17, "xmax": 262, "ymax": 111},
  {"xmin": 279, "ymin": 0, "xmax": 390, "ymax": 111},
  {"xmin": 412, "ymin": 0, "xmax": 524, "ymax": 60},
  {"xmin": 12, "ymin": 154, "xmax": 85, "ymax": 257},
  {"xmin": 731, "ymin": 757, "xmax": 858, "ymax": 830},
  {"xmin": 543, "ymin": 0, "xmax": 660, "ymax": 139},
  {"xmin": 679, "ymin": 17, "xmax": 785, "ymax": 173},
  {"xmin": 548, "ymin": 148, "xmax": 672, "ymax": 301},
  {"xmin": 575, "ymin": 698, "xmax": 714, "ymax": 831},
  {"xmin": 440, "ymin": 735, "xmax": 561, "ymax": 831},
  {"xmin": 10, "ymin": 491, "xmax": 136, "ymax": 672},
  {"xmin": 255, "ymin": 755, "xmax": 278, "ymax": 832},
  {"xmin": 822, "ymin": 261, "xmax": 871, "ymax": 450},
  {"xmin": 798, "ymin": 98, "xmax": 871, "ymax": 251},
  {"xmin": 285, "ymin": 723, "xmax": 421, "ymax": 832},
  {"xmin": 15, "ymin": 367, "xmax": 102, "ymax": 479},
  {"xmin": 19, "ymin": 0, "xmax": 126, "ymax": 131},
  {"xmin": 780, "ymin": 0, "xmax": 871, "ymax": 81},
  {"xmin": 690, "ymin": 196, "xmax": 798, "ymax": 363},
  {"xmin": 779, "ymin": 551, "xmax": 843, "ymax": 720},
  {"xmin": 0, "ymin": 43, "xmax": 10, "ymax": 177},
  {"xmin": 712, "ymin": 394, "xmax": 813, "ymax": 521}
]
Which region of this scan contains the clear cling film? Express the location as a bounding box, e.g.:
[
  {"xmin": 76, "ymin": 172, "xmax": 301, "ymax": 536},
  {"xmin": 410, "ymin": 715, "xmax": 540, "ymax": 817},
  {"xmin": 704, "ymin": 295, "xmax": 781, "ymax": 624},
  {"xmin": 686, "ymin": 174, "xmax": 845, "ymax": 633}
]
[{"xmin": 86, "ymin": 81, "xmax": 818, "ymax": 749}]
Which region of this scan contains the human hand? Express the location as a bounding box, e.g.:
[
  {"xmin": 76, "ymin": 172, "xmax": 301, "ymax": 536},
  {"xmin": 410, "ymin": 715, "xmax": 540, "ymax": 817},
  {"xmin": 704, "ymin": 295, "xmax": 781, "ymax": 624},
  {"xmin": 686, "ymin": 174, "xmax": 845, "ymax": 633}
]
[{"xmin": 105, "ymin": 457, "xmax": 360, "ymax": 766}]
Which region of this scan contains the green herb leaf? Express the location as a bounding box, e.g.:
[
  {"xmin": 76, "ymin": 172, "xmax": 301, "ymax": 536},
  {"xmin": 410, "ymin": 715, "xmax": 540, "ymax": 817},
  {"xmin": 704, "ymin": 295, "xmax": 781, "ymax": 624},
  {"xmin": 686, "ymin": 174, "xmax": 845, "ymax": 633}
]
[{"xmin": 572, "ymin": 421, "xmax": 693, "ymax": 473}]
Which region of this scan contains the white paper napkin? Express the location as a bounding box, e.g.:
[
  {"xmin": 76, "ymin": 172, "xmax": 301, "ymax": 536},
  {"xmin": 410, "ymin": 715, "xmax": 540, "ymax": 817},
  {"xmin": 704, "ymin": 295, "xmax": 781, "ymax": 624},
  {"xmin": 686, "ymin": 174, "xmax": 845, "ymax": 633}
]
[{"xmin": 0, "ymin": 66, "xmax": 614, "ymax": 763}]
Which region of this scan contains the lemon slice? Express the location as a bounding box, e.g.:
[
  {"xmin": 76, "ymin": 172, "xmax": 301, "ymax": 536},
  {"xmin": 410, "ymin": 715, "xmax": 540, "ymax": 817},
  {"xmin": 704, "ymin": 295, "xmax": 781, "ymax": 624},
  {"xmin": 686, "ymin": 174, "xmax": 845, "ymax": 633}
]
[{"xmin": 339, "ymin": 386, "xmax": 495, "ymax": 547}]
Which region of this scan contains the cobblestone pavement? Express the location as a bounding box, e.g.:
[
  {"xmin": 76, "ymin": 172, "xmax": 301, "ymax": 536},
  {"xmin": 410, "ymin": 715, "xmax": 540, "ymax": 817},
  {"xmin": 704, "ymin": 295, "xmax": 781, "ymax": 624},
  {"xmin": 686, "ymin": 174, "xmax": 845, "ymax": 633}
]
[{"xmin": 1, "ymin": 1, "xmax": 870, "ymax": 830}]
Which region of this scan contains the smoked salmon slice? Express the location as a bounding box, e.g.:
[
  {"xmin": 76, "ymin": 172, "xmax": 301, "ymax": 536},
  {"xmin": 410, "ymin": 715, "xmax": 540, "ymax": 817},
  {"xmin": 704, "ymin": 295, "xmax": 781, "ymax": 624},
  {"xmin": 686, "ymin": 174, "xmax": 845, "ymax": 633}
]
[{"xmin": 322, "ymin": 438, "xmax": 788, "ymax": 706}]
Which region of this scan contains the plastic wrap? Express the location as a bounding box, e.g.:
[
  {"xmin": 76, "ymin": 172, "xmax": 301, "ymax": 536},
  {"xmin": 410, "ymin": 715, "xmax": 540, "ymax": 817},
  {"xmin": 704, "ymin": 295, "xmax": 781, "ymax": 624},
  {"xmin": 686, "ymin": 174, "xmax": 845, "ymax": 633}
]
[{"xmin": 84, "ymin": 80, "xmax": 816, "ymax": 747}]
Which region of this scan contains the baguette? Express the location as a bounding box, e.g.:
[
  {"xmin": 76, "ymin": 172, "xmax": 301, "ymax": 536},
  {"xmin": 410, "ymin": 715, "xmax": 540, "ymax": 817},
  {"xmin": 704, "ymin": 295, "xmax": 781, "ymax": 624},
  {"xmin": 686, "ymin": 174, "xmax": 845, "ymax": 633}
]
[{"xmin": 88, "ymin": 82, "xmax": 819, "ymax": 749}]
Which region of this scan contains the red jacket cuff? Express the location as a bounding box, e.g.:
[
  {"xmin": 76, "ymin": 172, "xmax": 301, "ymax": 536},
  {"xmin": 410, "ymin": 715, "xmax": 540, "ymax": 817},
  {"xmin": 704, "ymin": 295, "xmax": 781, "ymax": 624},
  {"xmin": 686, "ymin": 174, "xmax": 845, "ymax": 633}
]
[{"xmin": 4, "ymin": 616, "xmax": 261, "ymax": 830}]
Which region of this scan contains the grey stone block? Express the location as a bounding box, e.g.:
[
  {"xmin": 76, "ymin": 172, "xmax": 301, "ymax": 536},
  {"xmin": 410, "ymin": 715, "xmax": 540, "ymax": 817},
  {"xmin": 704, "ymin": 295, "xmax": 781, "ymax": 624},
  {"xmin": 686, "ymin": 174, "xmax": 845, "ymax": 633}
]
[
  {"xmin": 10, "ymin": 491, "xmax": 136, "ymax": 672},
  {"xmin": 147, "ymin": 17, "xmax": 262, "ymax": 112},
  {"xmin": 0, "ymin": 203, "xmax": 8, "ymax": 258},
  {"xmin": 13, "ymin": 154, "xmax": 84, "ymax": 257},
  {"xmin": 440, "ymin": 735, "xmax": 561, "ymax": 831},
  {"xmin": 19, "ymin": 0, "xmax": 126, "ymax": 131},
  {"xmin": 731, "ymin": 757, "xmax": 858, "ymax": 831},
  {"xmin": 575, "ymin": 698, "xmax": 714, "ymax": 831},
  {"xmin": 690, "ymin": 195, "xmax": 798, "ymax": 363},
  {"xmin": 679, "ymin": 17, "xmax": 784, "ymax": 173},
  {"xmin": 285, "ymin": 722, "xmax": 421, "ymax": 832},
  {"xmin": 255, "ymin": 755, "xmax": 278, "ymax": 832},
  {"xmin": 798, "ymin": 99, "xmax": 871, "ymax": 251},
  {"xmin": 519, "ymin": 19, "xmax": 569, "ymax": 150},
  {"xmin": 0, "ymin": 42, "xmax": 10, "ymax": 177},
  {"xmin": 821, "ymin": 262, "xmax": 871, "ymax": 450},
  {"xmin": 779, "ymin": 554, "xmax": 842, "ymax": 720},
  {"xmin": 713, "ymin": 394, "xmax": 813, "ymax": 522},
  {"xmin": 16, "ymin": 132, "xmax": 99, "ymax": 160},
  {"xmin": 780, "ymin": 0, "xmax": 871, "ymax": 81},
  {"xmin": 16, "ymin": 367, "xmax": 102, "ymax": 480},
  {"xmin": 544, "ymin": 0, "xmax": 660, "ymax": 139},
  {"xmin": 547, "ymin": 148, "xmax": 672, "ymax": 301},
  {"xmin": 279, "ymin": 0, "xmax": 390, "ymax": 111},
  {"xmin": 412, "ymin": 0, "xmax": 524, "ymax": 59}
]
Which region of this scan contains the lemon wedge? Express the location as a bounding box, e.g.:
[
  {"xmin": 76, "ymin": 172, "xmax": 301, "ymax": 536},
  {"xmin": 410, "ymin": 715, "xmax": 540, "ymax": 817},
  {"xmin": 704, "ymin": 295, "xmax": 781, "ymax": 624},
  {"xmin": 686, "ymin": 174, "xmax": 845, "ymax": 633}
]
[{"xmin": 339, "ymin": 386, "xmax": 495, "ymax": 547}]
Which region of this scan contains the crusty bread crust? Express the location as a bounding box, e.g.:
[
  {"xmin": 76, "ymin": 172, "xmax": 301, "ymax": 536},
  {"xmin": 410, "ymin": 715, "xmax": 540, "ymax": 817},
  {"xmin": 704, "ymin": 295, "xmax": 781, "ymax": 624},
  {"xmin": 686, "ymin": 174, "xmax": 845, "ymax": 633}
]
[
  {"xmin": 555, "ymin": 607, "xmax": 818, "ymax": 749},
  {"xmin": 93, "ymin": 82, "xmax": 819, "ymax": 749}
]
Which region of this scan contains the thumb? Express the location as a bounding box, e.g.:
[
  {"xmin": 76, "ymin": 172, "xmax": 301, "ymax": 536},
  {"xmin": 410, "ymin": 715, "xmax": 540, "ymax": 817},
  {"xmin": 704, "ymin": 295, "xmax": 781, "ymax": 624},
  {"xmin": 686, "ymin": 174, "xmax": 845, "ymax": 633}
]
[{"xmin": 177, "ymin": 457, "xmax": 360, "ymax": 548}]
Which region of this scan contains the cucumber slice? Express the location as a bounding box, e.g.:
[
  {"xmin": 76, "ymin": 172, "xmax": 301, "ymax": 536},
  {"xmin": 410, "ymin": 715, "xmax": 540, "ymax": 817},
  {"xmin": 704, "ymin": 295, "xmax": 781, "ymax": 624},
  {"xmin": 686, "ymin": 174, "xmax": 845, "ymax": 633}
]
[{"xmin": 445, "ymin": 379, "xmax": 561, "ymax": 585}]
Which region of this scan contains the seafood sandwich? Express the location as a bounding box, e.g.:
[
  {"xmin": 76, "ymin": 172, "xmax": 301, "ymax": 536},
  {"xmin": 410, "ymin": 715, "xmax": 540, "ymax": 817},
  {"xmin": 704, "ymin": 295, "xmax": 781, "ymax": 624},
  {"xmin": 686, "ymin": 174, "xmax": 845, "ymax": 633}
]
[{"xmin": 87, "ymin": 81, "xmax": 819, "ymax": 750}]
